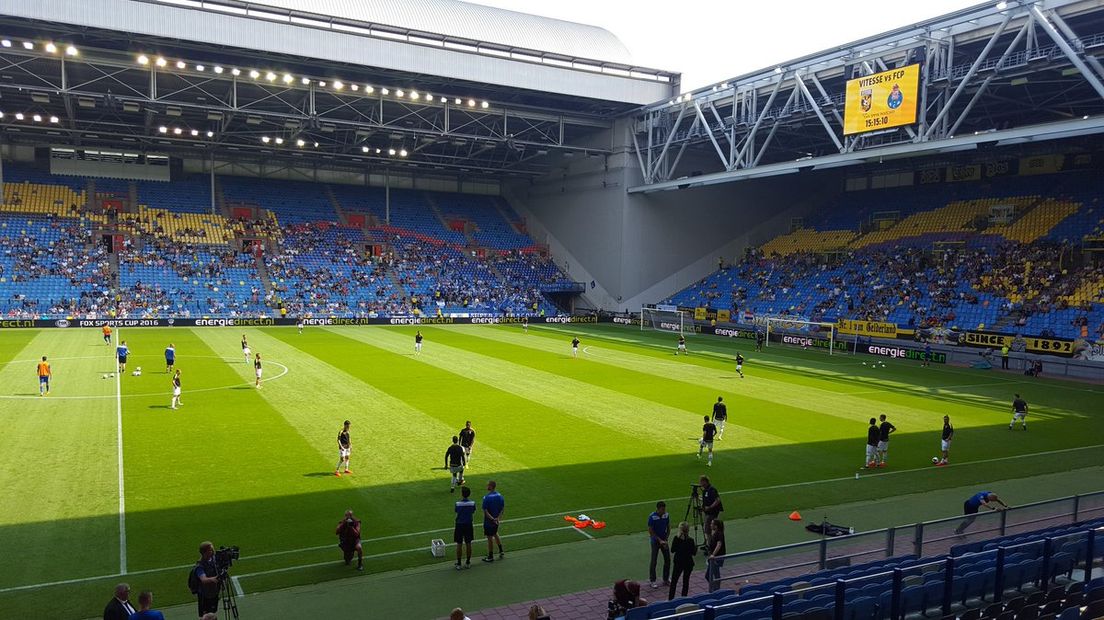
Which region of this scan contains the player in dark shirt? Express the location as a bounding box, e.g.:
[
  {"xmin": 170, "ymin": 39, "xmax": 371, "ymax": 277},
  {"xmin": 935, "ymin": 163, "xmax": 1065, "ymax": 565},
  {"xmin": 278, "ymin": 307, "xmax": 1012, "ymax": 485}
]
[
  {"xmin": 415, "ymin": 330, "xmax": 424, "ymax": 355},
  {"xmin": 571, "ymin": 336, "xmax": 580, "ymax": 359},
  {"xmin": 335, "ymin": 420, "xmax": 352, "ymax": 476},
  {"xmin": 446, "ymin": 436, "xmax": 467, "ymax": 492},
  {"xmin": 676, "ymin": 335, "xmax": 687, "ymax": 355},
  {"xmin": 937, "ymin": 415, "xmax": 954, "ymax": 466},
  {"xmin": 458, "ymin": 421, "xmax": 476, "ymax": 465},
  {"xmin": 862, "ymin": 418, "xmax": 879, "ymax": 469},
  {"xmin": 876, "ymin": 414, "xmax": 896, "ymax": 468},
  {"xmin": 241, "ymin": 334, "xmax": 251, "ymax": 364},
  {"xmin": 253, "ymin": 353, "xmax": 263, "ymax": 388},
  {"xmin": 170, "ymin": 369, "xmax": 182, "ymax": 410},
  {"xmin": 711, "ymin": 397, "xmax": 728, "ymax": 440},
  {"xmin": 735, "ymin": 353, "xmax": 745, "ymax": 379},
  {"xmin": 1009, "ymin": 393, "xmax": 1029, "ymax": 431},
  {"xmin": 755, "ymin": 331, "xmax": 764, "ymax": 352},
  {"xmin": 698, "ymin": 416, "xmax": 718, "ymax": 467}
]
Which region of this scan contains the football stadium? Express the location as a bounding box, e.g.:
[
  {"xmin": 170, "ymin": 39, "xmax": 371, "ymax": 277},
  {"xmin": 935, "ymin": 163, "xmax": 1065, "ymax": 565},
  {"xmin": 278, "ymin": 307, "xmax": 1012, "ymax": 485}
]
[{"xmin": 2, "ymin": 1, "xmax": 1104, "ymax": 619}]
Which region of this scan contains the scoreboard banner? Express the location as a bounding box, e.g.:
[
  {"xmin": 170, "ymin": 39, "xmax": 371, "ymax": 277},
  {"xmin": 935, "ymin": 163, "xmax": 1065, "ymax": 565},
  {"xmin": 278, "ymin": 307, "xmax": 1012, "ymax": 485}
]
[{"xmin": 843, "ymin": 64, "xmax": 920, "ymax": 135}]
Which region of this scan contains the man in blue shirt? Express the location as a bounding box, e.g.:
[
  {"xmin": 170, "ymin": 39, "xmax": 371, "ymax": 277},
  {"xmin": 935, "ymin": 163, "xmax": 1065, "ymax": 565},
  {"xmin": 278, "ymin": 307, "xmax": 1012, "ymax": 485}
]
[
  {"xmin": 454, "ymin": 486, "xmax": 476, "ymax": 570},
  {"xmin": 165, "ymin": 344, "xmax": 175, "ymax": 373},
  {"xmin": 481, "ymin": 480, "xmax": 505, "ymax": 563},
  {"xmin": 129, "ymin": 590, "xmax": 166, "ymax": 620},
  {"xmin": 647, "ymin": 501, "xmax": 671, "ymax": 589},
  {"xmin": 954, "ymin": 491, "xmax": 1009, "ymax": 535},
  {"xmin": 116, "ymin": 340, "xmax": 130, "ymax": 374}
]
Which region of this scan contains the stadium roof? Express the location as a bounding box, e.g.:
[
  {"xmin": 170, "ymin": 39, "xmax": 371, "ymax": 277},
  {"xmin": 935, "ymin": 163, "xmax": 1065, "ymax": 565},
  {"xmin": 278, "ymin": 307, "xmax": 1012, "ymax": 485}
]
[{"xmin": 247, "ymin": 0, "xmax": 635, "ymax": 65}]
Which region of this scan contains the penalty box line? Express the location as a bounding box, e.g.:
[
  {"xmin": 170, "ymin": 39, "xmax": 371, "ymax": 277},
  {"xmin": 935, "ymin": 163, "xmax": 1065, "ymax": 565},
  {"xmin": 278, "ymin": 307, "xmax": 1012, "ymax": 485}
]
[{"xmin": 3, "ymin": 442, "xmax": 1102, "ymax": 595}]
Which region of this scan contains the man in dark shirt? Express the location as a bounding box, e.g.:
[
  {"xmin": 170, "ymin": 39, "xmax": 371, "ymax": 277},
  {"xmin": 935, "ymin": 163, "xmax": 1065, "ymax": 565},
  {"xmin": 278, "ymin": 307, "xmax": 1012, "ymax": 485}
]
[
  {"xmin": 192, "ymin": 542, "xmax": 220, "ymax": 618},
  {"xmin": 755, "ymin": 331, "xmax": 764, "ymax": 352},
  {"xmin": 453, "ymin": 486, "xmax": 476, "ymax": 569},
  {"xmin": 1009, "ymin": 393, "xmax": 1028, "ymax": 431},
  {"xmin": 459, "ymin": 421, "xmax": 476, "ymax": 465},
  {"xmin": 697, "ymin": 416, "xmax": 718, "ymax": 467},
  {"xmin": 335, "ymin": 420, "xmax": 352, "ymax": 477},
  {"xmin": 862, "ymin": 418, "xmax": 879, "ymax": 469},
  {"xmin": 699, "ymin": 475, "xmax": 722, "ymax": 551},
  {"xmin": 676, "ymin": 335, "xmax": 687, "ymax": 355},
  {"xmin": 335, "ymin": 510, "xmax": 363, "ymax": 570},
  {"xmin": 876, "ymin": 414, "xmax": 896, "ymax": 468},
  {"xmin": 415, "ymin": 330, "xmax": 424, "ymax": 355},
  {"xmin": 937, "ymin": 415, "xmax": 954, "ymax": 466},
  {"xmin": 445, "ymin": 436, "xmax": 467, "ymax": 492},
  {"xmin": 735, "ymin": 353, "xmax": 744, "ymax": 378},
  {"xmin": 712, "ymin": 396, "xmax": 728, "ymax": 440},
  {"xmin": 571, "ymin": 336, "xmax": 580, "ymax": 359}
]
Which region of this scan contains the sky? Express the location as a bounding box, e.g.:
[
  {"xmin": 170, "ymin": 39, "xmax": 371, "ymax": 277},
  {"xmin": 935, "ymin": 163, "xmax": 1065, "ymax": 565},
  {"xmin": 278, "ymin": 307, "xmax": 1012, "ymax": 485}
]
[{"xmin": 468, "ymin": 0, "xmax": 981, "ymax": 92}]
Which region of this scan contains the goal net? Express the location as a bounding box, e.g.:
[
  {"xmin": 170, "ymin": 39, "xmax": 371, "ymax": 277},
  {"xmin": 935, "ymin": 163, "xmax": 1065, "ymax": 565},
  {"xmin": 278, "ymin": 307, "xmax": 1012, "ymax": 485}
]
[
  {"xmin": 641, "ymin": 307, "xmax": 690, "ymax": 335},
  {"xmin": 764, "ymin": 317, "xmax": 839, "ymax": 355}
]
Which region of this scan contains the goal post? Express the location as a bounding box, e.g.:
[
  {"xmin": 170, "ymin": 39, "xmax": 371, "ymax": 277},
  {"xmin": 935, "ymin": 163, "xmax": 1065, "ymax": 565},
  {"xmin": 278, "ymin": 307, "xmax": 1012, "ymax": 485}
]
[
  {"xmin": 764, "ymin": 317, "xmax": 839, "ymax": 355},
  {"xmin": 641, "ymin": 306, "xmax": 689, "ymax": 335}
]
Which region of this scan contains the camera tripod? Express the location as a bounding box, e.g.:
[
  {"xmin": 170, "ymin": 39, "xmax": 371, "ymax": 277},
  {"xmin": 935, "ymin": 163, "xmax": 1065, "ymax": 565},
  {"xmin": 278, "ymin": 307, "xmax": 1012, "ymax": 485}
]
[
  {"xmin": 217, "ymin": 570, "xmax": 239, "ymax": 620},
  {"xmin": 684, "ymin": 484, "xmax": 705, "ymax": 547}
]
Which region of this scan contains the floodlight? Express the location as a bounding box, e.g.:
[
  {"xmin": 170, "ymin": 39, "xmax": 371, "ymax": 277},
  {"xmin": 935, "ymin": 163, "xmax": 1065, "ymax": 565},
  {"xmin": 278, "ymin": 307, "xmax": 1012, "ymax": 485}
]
[
  {"xmin": 301, "ymin": 77, "xmax": 310, "ymax": 85},
  {"xmin": 333, "ymin": 80, "xmax": 344, "ymax": 89},
  {"xmin": 158, "ymin": 125, "xmax": 167, "ymax": 133},
  {"xmin": 15, "ymin": 113, "xmax": 24, "ymax": 120},
  {"xmin": 176, "ymin": 61, "xmax": 186, "ymax": 69},
  {"xmin": 454, "ymin": 98, "xmax": 461, "ymax": 105},
  {"xmin": 282, "ymin": 73, "xmax": 293, "ymax": 83},
  {"xmin": 388, "ymin": 148, "xmax": 396, "ymax": 155},
  {"xmin": 362, "ymin": 146, "xmax": 369, "ymax": 153},
  {"xmin": 45, "ymin": 42, "xmax": 57, "ymax": 53},
  {"xmin": 22, "ymin": 41, "xmax": 33, "ymax": 50},
  {"xmin": 375, "ymin": 148, "xmax": 381, "ymax": 154},
  {"xmin": 231, "ymin": 68, "xmax": 241, "ymax": 76},
  {"xmin": 318, "ymin": 81, "xmax": 327, "ymax": 87},
  {"xmin": 261, "ymin": 136, "xmax": 270, "ymax": 143},
  {"xmin": 365, "ymin": 85, "xmax": 374, "ymax": 93},
  {"xmin": 32, "ymin": 114, "xmax": 42, "ymax": 122},
  {"xmin": 49, "ymin": 115, "xmax": 59, "ymax": 123},
  {"xmin": 274, "ymin": 137, "xmax": 283, "ymax": 144},
  {"xmin": 172, "ymin": 127, "xmax": 182, "ymax": 134},
  {"xmin": 296, "ymin": 139, "xmax": 305, "ymax": 147},
  {"xmin": 467, "ymin": 99, "xmax": 475, "ymax": 107},
  {"xmin": 774, "ymin": 67, "xmax": 783, "ymax": 74},
  {"xmin": 424, "ymin": 94, "xmax": 433, "ymax": 102},
  {"xmin": 265, "ymin": 72, "xmax": 276, "ymax": 81},
  {"xmin": 350, "ymin": 84, "xmax": 358, "ymax": 91},
  {"xmin": 156, "ymin": 57, "xmax": 167, "ymax": 67},
  {"xmin": 138, "ymin": 55, "xmax": 149, "ymax": 65},
  {"xmin": 396, "ymin": 90, "xmax": 404, "ymax": 97},
  {"xmin": 481, "ymin": 101, "xmax": 489, "ymax": 108},
  {"xmin": 196, "ymin": 64, "xmax": 205, "ymax": 71},
  {"xmin": 0, "ymin": 112, "xmax": 4, "ymax": 118},
  {"xmin": 213, "ymin": 66, "xmax": 224, "ymax": 74},
  {"xmin": 996, "ymin": 1, "xmax": 1007, "ymax": 9},
  {"xmin": 190, "ymin": 129, "xmax": 198, "ymax": 136},
  {"xmin": 249, "ymin": 70, "xmax": 260, "ymax": 79},
  {"xmin": 399, "ymin": 148, "xmax": 408, "ymax": 157},
  {"xmin": 66, "ymin": 45, "xmax": 78, "ymax": 56},
  {"xmin": 206, "ymin": 131, "xmax": 214, "ymax": 137},
  {"xmin": 0, "ymin": 40, "xmax": 10, "ymax": 48},
  {"xmin": 380, "ymin": 88, "xmax": 389, "ymax": 95},
  {"xmin": 313, "ymin": 142, "xmax": 319, "ymax": 147},
  {"xmin": 410, "ymin": 91, "xmax": 419, "ymax": 100}
]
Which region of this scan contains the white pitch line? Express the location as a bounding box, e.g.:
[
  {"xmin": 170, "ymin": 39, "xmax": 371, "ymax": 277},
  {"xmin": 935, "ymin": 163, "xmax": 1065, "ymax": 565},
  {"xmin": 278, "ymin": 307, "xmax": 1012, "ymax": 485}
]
[
  {"xmin": 573, "ymin": 526, "xmax": 595, "ymax": 540},
  {"xmin": 115, "ymin": 329, "xmax": 127, "ymax": 575},
  {"xmin": 4, "ymin": 443, "xmax": 1103, "ymax": 595},
  {"xmin": 230, "ymin": 576, "xmax": 244, "ymax": 597}
]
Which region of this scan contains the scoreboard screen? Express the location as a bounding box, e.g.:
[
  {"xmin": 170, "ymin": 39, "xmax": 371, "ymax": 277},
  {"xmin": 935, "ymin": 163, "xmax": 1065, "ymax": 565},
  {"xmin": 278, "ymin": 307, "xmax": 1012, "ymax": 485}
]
[{"xmin": 843, "ymin": 64, "xmax": 920, "ymax": 135}]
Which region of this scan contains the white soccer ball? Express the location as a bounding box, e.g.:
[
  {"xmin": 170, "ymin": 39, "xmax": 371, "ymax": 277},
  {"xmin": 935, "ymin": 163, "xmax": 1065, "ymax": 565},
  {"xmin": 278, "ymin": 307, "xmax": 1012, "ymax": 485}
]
[
  {"xmin": 109, "ymin": 373, "xmax": 115, "ymax": 378},
  {"xmin": 932, "ymin": 457, "xmax": 939, "ymax": 464},
  {"xmin": 862, "ymin": 362, "xmax": 866, "ymax": 365},
  {"xmin": 136, "ymin": 366, "xmax": 141, "ymax": 372},
  {"xmin": 102, "ymin": 374, "xmax": 107, "ymax": 379}
]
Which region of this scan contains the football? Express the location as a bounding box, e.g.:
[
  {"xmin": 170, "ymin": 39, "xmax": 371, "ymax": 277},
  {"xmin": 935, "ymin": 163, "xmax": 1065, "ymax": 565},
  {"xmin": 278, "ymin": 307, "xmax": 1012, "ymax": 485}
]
[{"xmin": 932, "ymin": 457, "xmax": 939, "ymax": 464}]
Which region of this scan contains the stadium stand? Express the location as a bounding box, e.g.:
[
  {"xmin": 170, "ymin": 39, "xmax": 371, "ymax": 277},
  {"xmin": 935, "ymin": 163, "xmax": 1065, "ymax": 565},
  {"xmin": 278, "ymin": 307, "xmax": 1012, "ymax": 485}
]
[{"xmin": 667, "ymin": 170, "xmax": 1104, "ymax": 340}]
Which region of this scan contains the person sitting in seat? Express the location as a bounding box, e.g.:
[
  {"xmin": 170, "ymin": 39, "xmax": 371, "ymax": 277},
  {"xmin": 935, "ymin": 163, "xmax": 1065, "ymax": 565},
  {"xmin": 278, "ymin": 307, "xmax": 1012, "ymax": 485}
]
[{"xmin": 608, "ymin": 579, "xmax": 648, "ymax": 619}]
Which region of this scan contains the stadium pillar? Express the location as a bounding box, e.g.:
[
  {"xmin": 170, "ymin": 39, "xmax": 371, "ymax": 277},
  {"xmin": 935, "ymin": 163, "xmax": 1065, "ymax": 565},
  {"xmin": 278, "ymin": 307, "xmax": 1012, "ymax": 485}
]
[
  {"xmin": 941, "ymin": 556, "xmax": 955, "ymax": 617},
  {"xmin": 209, "ymin": 153, "xmax": 216, "ymax": 215},
  {"xmin": 1085, "ymin": 528, "xmax": 1098, "ymax": 581},
  {"xmin": 771, "ymin": 592, "xmax": 784, "ymax": 620},
  {"xmin": 385, "ymin": 174, "xmax": 391, "ymax": 225},
  {"xmin": 994, "ymin": 547, "xmax": 1006, "ymax": 603},
  {"xmin": 833, "ymin": 579, "xmax": 846, "ymax": 620},
  {"xmin": 890, "ymin": 569, "xmax": 904, "ymax": 620}
]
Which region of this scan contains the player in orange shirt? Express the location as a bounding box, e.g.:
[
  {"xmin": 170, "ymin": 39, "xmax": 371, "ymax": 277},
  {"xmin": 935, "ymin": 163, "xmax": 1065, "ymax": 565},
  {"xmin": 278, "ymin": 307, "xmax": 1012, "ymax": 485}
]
[
  {"xmin": 102, "ymin": 324, "xmax": 112, "ymax": 345},
  {"xmin": 37, "ymin": 356, "xmax": 51, "ymax": 396}
]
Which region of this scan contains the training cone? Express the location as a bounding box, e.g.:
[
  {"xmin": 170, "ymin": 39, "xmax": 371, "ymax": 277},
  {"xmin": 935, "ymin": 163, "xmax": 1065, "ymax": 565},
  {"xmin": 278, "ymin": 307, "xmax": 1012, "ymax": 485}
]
[
  {"xmin": 789, "ymin": 511, "xmax": 803, "ymax": 521},
  {"xmin": 563, "ymin": 515, "xmax": 578, "ymax": 523}
]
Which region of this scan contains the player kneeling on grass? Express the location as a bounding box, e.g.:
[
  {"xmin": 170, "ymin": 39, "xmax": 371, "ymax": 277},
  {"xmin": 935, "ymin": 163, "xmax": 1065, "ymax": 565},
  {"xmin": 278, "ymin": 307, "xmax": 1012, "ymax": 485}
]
[
  {"xmin": 170, "ymin": 370, "xmax": 182, "ymax": 410},
  {"xmin": 335, "ymin": 510, "xmax": 364, "ymax": 571}
]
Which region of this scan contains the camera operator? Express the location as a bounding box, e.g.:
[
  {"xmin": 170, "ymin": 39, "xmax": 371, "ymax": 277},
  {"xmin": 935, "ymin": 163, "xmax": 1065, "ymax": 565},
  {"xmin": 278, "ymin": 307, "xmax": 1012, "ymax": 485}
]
[
  {"xmin": 336, "ymin": 509, "xmax": 364, "ymax": 571},
  {"xmin": 699, "ymin": 475, "xmax": 723, "ymax": 549},
  {"xmin": 193, "ymin": 542, "xmax": 221, "ymax": 618}
]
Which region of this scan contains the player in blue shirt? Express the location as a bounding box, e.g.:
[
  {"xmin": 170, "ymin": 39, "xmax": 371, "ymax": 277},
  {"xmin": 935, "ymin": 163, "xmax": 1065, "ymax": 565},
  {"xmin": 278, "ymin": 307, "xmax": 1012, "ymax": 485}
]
[
  {"xmin": 954, "ymin": 491, "xmax": 1009, "ymax": 535},
  {"xmin": 454, "ymin": 486, "xmax": 477, "ymax": 570},
  {"xmin": 165, "ymin": 344, "xmax": 175, "ymax": 373},
  {"xmin": 129, "ymin": 590, "xmax": 166, "ymax": 620},
  {"xmin": 116, "ymin": 340, "xmax": 130, "ymax": 374},
  {"xmin": 481, "ymin": 480, "xmax": 505, "ymax": 563},
  {"xmin": 647, "ymin": 501, "xmax": 671, "ymax": 589}
]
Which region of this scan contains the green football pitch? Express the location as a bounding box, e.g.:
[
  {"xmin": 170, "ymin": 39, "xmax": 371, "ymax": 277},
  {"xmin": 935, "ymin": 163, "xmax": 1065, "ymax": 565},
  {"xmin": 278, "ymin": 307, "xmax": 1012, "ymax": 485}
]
[{"xmin": 1, "ymin": 323, "xmax": 1102, "ymax": 618}]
